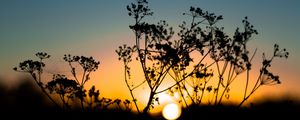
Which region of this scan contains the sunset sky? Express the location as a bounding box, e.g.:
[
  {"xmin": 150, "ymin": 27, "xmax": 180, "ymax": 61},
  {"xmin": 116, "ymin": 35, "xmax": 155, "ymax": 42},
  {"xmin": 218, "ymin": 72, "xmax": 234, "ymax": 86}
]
[{"xmin": 0, "ymin": 0, "xmax": 299, "ymax": 111}]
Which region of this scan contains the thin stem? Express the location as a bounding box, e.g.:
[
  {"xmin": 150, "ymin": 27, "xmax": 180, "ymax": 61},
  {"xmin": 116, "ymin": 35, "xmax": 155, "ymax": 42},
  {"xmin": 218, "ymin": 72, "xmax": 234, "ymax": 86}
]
[
  {"xmin": 227, "ymin": 64, "xmax": 233, "ymax": 85},
  {"xmin": 214, "ymin": 61, "xmax": 221, "ymax": 105},
  {"xmin": 131, "ymin": 80, "xmax": 147, "ymax": 90},
  {"xmin": 81, "ymin": 70, "xmax": 86, "ymax": 86},
  {"xmin": 137, "ymin": 32, "xmax": 152, "ymax": 90},
  {"xmin": 68, "ymin": 62, "xmax": 80, "ymax": 84},
  {"xmin": 174, "ymin": 69, "xmax": 193, "ymax": 105},
  {"xmin": 218, "ymin": 85, "xmax": 229, "ymax": 105},
  {"xmin": 182, "ymin": 79, "xmax": 195, "ymax": 104},
  {"xmin": 124, "ymin": 64, "xmax": 140, "ymax": 113},
  {"xmin": 238, "ymin": 84, "xmax": 261, "ymax": 107},
  {"xmin": 30, "ymin": 72, "xmax": 61, "ymax": 109},
  {"xmin": 242, "ymin": 48, "xmax": 257, "ymax": 99},
  {"xmin": 219, "ymin": 71, "xmax": 238, "ymax": 105},
  {"xmin": 153, "ymin": 65, "xmax": 166, "ymax": 91},
  {"xmin": 168, "ymin": 69, "xmax": 191, "ymax": 105},
  {"xmin": 178, "ymin": 83, "xmax": 189, "ymax": 107},
  {"xmin": 80, "ymin": 87, "xmax": 85, "ymax": 111},
  {"xmin": 199, "ymin": 79, "xmax": 209, "ymax": 104},
  {"xmin": 238, "ymin": 66, "xmax": 265, "ymax": 107},
  {"xmin": 143, "ymin": 91, "xmax": 155, "ymax": 113},
  {"xmin": 216, "ymin": 61, "xmax": 229, "ymax": 105},
  {"xmin": 82, "ymin": 71, "xmax": 91, "ymax": 85},
  {"xmin": 154, "ymin": 64, "xmax": 171, "ymax": 91},
  {"xmin": 243, "ymin": 69, "xmax": 250, "ymax": 99}
]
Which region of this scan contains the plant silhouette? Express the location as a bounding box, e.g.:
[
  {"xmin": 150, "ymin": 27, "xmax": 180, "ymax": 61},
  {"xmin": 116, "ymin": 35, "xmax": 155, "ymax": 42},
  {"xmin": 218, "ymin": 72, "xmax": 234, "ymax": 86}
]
[
  {"xmin": 116, "ymin": 0, "xmax": 289, "ymax": 115},
  {"xmin": 12, "ymin": 0, "xmax": 292, "ymax": 119},
  {"xmin": 14, "ymin": 52, "xmax": 133, "ymax": 113}
]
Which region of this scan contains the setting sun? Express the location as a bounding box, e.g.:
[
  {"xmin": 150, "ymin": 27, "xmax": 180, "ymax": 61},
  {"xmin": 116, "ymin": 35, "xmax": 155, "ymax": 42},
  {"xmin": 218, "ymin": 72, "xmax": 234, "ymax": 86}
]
[{"xmin": 162, "ymin": 103, "xmax": 181, "ymax": 120}]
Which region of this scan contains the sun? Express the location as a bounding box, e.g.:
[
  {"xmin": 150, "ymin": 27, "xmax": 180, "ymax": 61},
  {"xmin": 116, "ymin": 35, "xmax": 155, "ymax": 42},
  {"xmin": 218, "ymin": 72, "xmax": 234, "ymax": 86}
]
[{"xmin": 162, "ymin": 103, "xmax": 181, "ymax": 120}]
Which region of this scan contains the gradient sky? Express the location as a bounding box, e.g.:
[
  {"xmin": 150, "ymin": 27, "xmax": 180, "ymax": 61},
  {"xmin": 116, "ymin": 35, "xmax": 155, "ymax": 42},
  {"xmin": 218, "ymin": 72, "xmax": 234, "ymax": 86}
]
[{"xmin": 0, "ymin": 0, "xmax": 300, "ymax": 108}]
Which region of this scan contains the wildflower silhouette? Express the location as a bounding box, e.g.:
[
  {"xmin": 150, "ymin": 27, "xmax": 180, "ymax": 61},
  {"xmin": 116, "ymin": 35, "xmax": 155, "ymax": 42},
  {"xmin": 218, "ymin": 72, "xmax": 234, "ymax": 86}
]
[
  {"xmin": 13, "ymin": 0, "xmax": 290, "ymax": 119},
  {"xmin": 14, "ymin": 52, "xmax": 133, "ymax": 112},
  {"xmin": 116, "ymin": 0, "xmax": 289, "ymax": 115}
]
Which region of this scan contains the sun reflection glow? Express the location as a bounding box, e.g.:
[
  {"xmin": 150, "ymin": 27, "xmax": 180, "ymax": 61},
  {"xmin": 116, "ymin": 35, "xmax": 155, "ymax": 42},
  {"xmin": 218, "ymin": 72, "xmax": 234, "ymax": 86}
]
[{"xmin": 162, "ymin": 103, "xmax": 181, "ymax": 120}]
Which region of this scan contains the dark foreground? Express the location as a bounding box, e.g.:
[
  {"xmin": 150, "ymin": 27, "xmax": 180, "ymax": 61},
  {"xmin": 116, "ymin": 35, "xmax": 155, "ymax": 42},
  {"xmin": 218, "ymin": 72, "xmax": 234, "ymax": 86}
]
[
  {"xmin": 0, "ymin": 80, "xmax": 299, "ymax": 120},
  {"xmin": 1, "ymin": 103, "xmax": 299, "ymax": 120}
]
